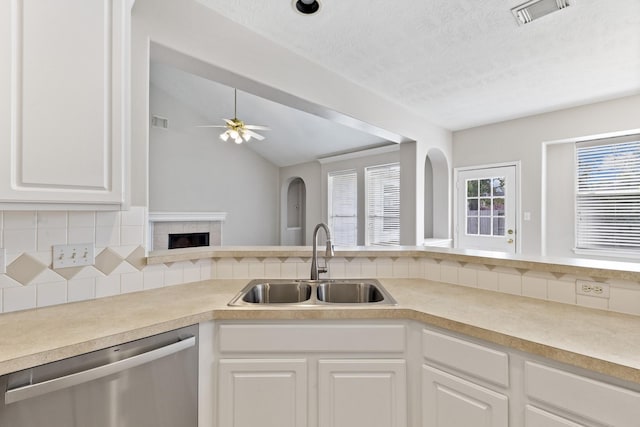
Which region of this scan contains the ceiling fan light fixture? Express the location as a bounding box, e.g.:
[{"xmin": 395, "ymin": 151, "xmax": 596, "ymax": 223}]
[
  {"xmin": 295, "ymin": 0, "xmax": 320, "ymax": 15},
  {"xmin": 219, "ymin": 132, "xmax": 229, "ymax": 142}
]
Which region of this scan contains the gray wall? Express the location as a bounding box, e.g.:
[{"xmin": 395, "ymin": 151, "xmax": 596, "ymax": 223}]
[
  {"xmin": 453, "ymin": 94, "xmax": 640, "ymax": 256},
  {"xmin": 131, "ymin": 0, "xmax": 453, "ymax": 248},
  {"xmin": 149, "ymin": 84, "xmax": 280, "ymax": 245}
]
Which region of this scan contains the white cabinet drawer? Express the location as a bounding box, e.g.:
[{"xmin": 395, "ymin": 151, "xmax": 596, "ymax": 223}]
[
  {"xmin": 422, "ymin": 329, "xmax": 509, "ymax": 387},
  {"xmin": 525, "ymin": 361, "xmax": 640, "ymax": 427},
  {"xmin": 525, "ymin": 405, "xmax": 587, "ymax": 427},
  {"xmin": 218, "ymin": 323, "xmax": 406, "ymax": 353}
]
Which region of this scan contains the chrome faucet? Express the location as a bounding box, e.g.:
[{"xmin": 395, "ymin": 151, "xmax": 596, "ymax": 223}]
[{"xmin": 311, "ymin": 223, "xmax": 334, "ymax": 280}]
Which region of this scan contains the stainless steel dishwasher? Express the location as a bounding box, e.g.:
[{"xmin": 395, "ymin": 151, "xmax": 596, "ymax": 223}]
[{"xmin": 0, "ymin": 324, "xmax": 198, "ymax": 427}]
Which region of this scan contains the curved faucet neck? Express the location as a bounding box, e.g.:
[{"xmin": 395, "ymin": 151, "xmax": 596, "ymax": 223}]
[{"xmin": 311, "ymin": 223, "xmax": 333, "ymax": 280}]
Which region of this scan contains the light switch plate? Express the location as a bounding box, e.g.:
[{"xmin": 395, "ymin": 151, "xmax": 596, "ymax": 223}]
[
  {"xmin": 0, "ymin": 248, "xmax": 6, "ymax": 274},
  {"xmin": 53, "ymin": 244, "xmax": 95, "ymax": 269}
]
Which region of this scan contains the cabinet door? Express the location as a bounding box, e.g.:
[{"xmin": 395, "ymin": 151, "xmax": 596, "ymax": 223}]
[
  {"xmin": 422, "ymin": 364, "xmax": 508, "ymax": 427},
  {"xmin": 218, "ymin": 359, "xmax": 308, "ymax": 427},
  {"xmin": 318, "ymin": 359, "xmax": 407, "ymax": 427},
  {"xmin": 0, "ymin": 0, "xmax": 131, "ymax": 206}
]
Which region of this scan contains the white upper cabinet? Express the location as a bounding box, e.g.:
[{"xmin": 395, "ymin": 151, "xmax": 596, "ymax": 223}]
[{"xmin": 0, "ymin": 0, "xmax": 133, "ymax": 208}]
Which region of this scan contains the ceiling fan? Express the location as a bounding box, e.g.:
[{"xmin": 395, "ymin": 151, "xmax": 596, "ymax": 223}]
[{"xmin": 197, "ymin": 88, "xmax": 270, "ymax": 144}]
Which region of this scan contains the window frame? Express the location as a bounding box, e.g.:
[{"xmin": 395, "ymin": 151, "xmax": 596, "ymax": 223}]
[{"xmin": 574, "ymin": 134, "xmax": 640, "ymax": 258}]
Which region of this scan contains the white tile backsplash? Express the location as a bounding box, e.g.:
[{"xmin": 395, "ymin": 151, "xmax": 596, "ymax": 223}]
[
  {"xmin": 37, "ymin": 281, "xmax": 68, "ymax": 307},
  {"xmin": 498, "ymin": 273, "xmax": 522, "ymax": 296},
  {"xmin": 121, "ymin": 272, "xmax": 144, "ymax": 294},
  {"xmin": 0, "ymin": 205, "xmax": 639, "ymax": 317},
  {"xmin": 3, "ymin": 211, "xmax": 36, "ymax": 229},
  {"xmin": 522, "ymin": 276, "xmax": 547, "ymax": 300},
  {"xmin": 547, "ymin": 279, "xmax": 576, "ymax": 304},
  {"xmin": 68, "ymin": 278, "xmax": 96, "ymax": 302},
  {"xmin": 95, "ymin": 275, "xmax": 121, "ymax": 298},
  {"xmin": 3, "ymin": 286, "xmax": 37, "ymax": 312}
]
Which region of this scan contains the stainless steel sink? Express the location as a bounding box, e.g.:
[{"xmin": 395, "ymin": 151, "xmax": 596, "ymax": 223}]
[
  {"xmin": 232, "ymin": 281, "xmax": 312, "ymax": 305},
  {"xmin": 316, "ymin": 281, "xmax": 385, "ymax": 303},
  {"xmin": 228, "ymin": 279, "xmax": 396, "ymax": 306}
]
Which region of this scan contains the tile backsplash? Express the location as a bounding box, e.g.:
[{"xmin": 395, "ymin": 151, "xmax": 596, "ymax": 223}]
[
  {"xmin": 1, "ymin": 208, "xmax": 639, "ymax": 317},
  {"xmin": 0, "ymin": 208, "xmax": 213, "ymax": 313}
]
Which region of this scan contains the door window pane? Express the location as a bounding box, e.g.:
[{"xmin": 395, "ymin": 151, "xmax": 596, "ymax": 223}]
[{"xmin": 465, "ymin": 176, "xmax": 507, "ymax": 237}]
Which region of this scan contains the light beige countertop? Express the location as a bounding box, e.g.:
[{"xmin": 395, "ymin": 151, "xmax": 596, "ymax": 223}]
[
  {"xmin": 1, "ymin": 278, "xmax": 639, "ymax": 385},
  {"xmin": 147, "ymin": 246, "xmax": 640, "ymax": 281}
]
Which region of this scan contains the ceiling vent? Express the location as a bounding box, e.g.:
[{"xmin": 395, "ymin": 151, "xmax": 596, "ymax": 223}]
[{"xmin": 511, "ymin": 0, "xmax": 571, "ymax": 25}]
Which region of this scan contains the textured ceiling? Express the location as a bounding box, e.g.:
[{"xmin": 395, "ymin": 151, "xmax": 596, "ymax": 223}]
[{"xmin": 195, "ymin": 0, "xmax": 640, "ymax": 130}]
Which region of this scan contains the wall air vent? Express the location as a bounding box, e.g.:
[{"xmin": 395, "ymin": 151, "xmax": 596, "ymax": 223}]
[{"xmin": 511, "ymin": 0, "xmax": 571, "ymax": 25}]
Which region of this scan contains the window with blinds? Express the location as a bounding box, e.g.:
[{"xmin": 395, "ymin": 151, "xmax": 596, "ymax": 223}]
[
  {"xmin": 365, "ymin": 163, "xmax": 400, "ymax": 246},
  {"xmin": 576, "ymin": 136, "xmax": 640, "ymax": 254},
  {"xmin": 328, "ymin": 170, "xmax": 357, "ymax": 246}
]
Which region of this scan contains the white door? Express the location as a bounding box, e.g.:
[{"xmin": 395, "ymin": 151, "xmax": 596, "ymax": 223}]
[
  {"xmin": 422, "ymin": 365, "xmax": 508, "ymax": 427},
  {"xmin": 318, "ymin": 359, "xmax": 407, "ymax": 427},
  {"xmin": 456, "ymin": 165, "xmax": 517, "ymax": 253},
  {"xmin": 218, "ymin": 359, "xmax": 308, "ymax": 427}
]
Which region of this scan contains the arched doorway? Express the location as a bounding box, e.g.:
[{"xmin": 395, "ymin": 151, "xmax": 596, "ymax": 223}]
[
  {"xmin": 282, "ymin": 177, "xmax": 306, "ymax": 245},
  {"xmin": 424, "ymin": 148, "xmax": 452, "ymax": 247}
]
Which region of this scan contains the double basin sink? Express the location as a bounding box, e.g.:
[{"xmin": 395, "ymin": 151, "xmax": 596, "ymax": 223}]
[{"xmin": 228, "ymin": 279, "xmax": 397, "ymax": 306}]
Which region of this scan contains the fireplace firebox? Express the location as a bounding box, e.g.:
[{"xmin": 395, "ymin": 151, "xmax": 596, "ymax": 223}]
[{"xmin": 168, "ymin": 232, "xmax": 210, "ymax": 249}]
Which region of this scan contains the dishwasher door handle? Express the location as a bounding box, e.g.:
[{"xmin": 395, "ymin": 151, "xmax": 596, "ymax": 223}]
[{"xmin": 5, "ymin": 335, "xmax": 196, "ymax": 405}]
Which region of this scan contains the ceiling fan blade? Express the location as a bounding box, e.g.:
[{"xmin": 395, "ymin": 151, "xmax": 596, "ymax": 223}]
[
  {"xmin": 223, "ymin": 118, "xmax": 236, "ymax": 126},
  {"xmin": 196, "ymin": 125, "xmax": 227, "ymax": 128},
  {"xmin": 244, "ymin": 129, "xmax": 265, "ymax": 141},
  {"xmin": 244, "ymin": 125, "xmax": 270, "ymax": 130}
]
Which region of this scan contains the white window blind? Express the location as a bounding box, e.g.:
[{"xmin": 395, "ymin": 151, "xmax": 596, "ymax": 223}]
[
  {"xmin": 576, "ymin": 137, "xmax": 640, "ymax": 253},
  {"xmin": 365, "ymin": 163, "xmax": 400, "ymax": 246},
  {"xmin": 328, "ymin": 170, "xmax": 357, "ymax": 246}
]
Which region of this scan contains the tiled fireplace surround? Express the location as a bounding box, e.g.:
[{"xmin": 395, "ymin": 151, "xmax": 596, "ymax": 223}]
[{"xmin": 1, "ymin": 207, "xmax": 640, "ymax": 316}]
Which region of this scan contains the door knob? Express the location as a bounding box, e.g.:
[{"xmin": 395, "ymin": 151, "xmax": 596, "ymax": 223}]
[{"xmin": 507, "ymin": 239, "xmax": 514, "ymax": 244}]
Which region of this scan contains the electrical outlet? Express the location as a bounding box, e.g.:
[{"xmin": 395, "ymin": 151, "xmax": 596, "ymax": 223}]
[
  {"xmin": 0, "ymin": 248, "xmax": 6, "ymax": 274},
  {"xmin": 53, "ymin": 244, "xmax": 95, "ymax": 269},
  {"xmin": 575, "ymin": 280, "xmax": 610, "ymax": 298}
]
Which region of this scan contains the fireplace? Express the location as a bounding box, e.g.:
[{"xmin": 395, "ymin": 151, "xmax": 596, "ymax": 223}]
[
  {"xmin": 168, "ymin": 232, "xmax": 210, "ymax": 249},
  {"xmin": 149, "ymin": 212, "xmax": 226, "ymax": 251}
]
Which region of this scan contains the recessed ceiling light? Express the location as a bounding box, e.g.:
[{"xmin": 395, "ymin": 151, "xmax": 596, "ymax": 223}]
[
  {"xmin": 511, "ymin": 0, "xmax": 572, "ymax": 25},
  {"xmin": 294, "ymin": 0, "xmax": 320, "ymax": 15}
]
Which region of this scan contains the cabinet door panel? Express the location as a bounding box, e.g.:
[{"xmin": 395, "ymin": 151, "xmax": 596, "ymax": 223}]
[
  {"xmin": 0, "ymin": 0, "xmax": 128, "ymax": 205},
  {"xmin": 422, "ymin": 364, "xmax": 508, "ymax": 427},
  {"xmin": 218, "ymin": 359, "xmax": 307, "ymax": 427},
  {"xmin": 318, "ymin": 359, "xmax": 407, "ymax": 427}
]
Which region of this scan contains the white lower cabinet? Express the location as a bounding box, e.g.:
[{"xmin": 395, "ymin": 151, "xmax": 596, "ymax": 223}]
[
  {"xmin": 217, "ymin": 359, "xmax": 308, "ymax": 427},
  {"xmin": 318, "ymin": 359, "xmax": 407, "ymax": 427},
  {"xmin": 208, "ymin": 321, "xmax": 640, "ymax": 427},
  {"xmin": 422, "ymin": 365, "xmax": 508, "ymax": 427},
  {"xmin": 214, "ymin": 321, "xmax": 408, "ymax": 427}
]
